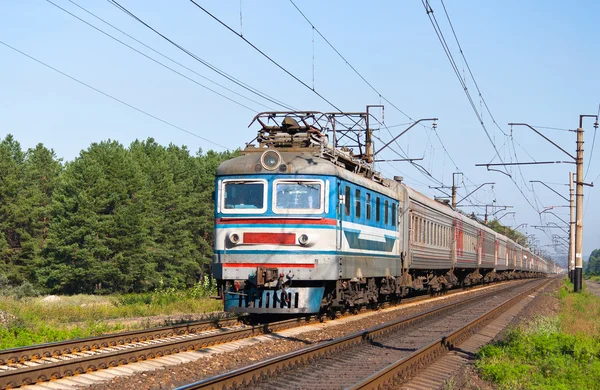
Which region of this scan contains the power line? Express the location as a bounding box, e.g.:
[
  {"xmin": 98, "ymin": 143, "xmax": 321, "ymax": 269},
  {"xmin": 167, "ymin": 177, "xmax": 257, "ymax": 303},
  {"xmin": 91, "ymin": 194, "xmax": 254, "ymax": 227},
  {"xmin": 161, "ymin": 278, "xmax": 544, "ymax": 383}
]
[
  {"xmin": 0, "ymin": 39, "xmax": 229, "ymax": 150},
  {"xmin": 288, "ymin": 0, "xmax": 413, "ymax": 121},
  {"xmin": 186, "ymin": 0, "xmax": 343, "ymax": 112},
  {"xmin": 45, "ymin": 0, "xmax": 261, "ymax": 112},
  {"xmin": 421, "ymin": 0, "xmax": 540, "ymax": 214},
  {"xmin": 288, "ymin": 0, "xmax": 477, "ymax": 191},
  {"xmin": 584, "ymin": 104, "xmax": 600, "ymax": 180},
  {"xmin": 61, "ymin": 0, "xmax": 278, "ymax": 111},
  {"xmin": 439, "ymin": 0, "xmax": 508, "ymax": 138},
  {"xmin": 107, "ymin": 0, "xmax": 296, "ymax": 111}
]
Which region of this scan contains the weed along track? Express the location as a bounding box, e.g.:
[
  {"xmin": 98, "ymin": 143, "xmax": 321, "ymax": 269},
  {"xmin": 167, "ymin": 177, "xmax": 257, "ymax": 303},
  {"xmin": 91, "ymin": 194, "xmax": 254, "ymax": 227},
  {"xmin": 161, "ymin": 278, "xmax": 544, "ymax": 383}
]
[{"xmin": 177, "ymin": 279, "xmax": 551, "ymax": 390}]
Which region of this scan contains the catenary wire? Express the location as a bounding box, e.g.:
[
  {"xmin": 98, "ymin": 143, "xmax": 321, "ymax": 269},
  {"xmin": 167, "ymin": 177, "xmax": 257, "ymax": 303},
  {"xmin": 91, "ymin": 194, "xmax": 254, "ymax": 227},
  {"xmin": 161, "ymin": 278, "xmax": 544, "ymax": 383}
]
[
  {"xmin": 45, "ymin": 0, "xmax": 264, "ymax": 112},
  {"xmin": 186, "ymin": 0, "xmax": 343, "ymax": 112},
  {"xmin": 61, "ymin": 0, "xmax": 278, "ymax": 111},
  {"xmin": 421, "ymin": 0, "xmax": 540, "ymax": 214},
  {"xmin": 107, "ymin": 0, "xmax": 297, "ymax": 111},
  {"xmin": 289, "ymin": 0, "xmax": 479, "ymax": 191},
  {"xmin": 0, "ymin": 40, "xmax": 230, "ymax": 150},
  {"xmin": 584, "ymin": 104, "xmax": 600, "ymax": 180}
]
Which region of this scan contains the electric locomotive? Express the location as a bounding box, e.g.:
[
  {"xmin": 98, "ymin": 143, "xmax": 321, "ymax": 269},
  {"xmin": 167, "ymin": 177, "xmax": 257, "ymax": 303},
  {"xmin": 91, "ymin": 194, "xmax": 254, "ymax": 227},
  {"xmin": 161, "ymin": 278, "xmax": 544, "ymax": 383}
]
[{"xmin": 212, "ymin": 110, "xmax": 555, "ymax": 315}]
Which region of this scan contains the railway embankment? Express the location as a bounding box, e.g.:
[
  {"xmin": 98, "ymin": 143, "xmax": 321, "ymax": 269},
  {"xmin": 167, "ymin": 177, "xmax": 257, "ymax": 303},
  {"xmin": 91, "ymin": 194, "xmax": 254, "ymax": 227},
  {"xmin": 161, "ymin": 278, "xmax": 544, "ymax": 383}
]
[
  {"xmin": 72, "ymin": 280, "xmax": 546, "ymax": 390},
  {"xmin": 469, "ymin": 277, "xmax": 600, "ymax": 390}
]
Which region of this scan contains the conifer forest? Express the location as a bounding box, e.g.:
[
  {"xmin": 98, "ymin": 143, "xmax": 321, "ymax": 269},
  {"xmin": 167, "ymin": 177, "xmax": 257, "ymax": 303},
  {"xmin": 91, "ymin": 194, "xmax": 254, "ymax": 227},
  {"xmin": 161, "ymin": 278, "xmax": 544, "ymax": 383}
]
[{"xmin": 0, "ymin": 134, "xmax": 236, "ymax": 294}]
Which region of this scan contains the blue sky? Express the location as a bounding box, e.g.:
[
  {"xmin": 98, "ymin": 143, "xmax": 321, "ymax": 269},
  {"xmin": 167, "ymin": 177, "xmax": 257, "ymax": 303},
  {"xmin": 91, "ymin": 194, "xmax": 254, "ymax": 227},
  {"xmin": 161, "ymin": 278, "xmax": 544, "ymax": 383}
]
[{"xmin": 1, "ymin": 0, "xmax": 599, "ymax": 264}]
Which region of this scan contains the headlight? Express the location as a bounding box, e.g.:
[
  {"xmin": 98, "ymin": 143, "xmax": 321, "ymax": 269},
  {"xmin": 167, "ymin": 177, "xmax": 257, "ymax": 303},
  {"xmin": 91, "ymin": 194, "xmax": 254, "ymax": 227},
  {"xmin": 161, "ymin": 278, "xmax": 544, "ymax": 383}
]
[
  {"xmin": 261, "ymin": 150, "xmax": 281, "ymax": 171},
  {"xmin": 298, "ymin": 234, "xmax": 310, "ymax": 246},
  {"xmin": 229, "ymin": 232, "xmax": 240, "ymax": 245}
]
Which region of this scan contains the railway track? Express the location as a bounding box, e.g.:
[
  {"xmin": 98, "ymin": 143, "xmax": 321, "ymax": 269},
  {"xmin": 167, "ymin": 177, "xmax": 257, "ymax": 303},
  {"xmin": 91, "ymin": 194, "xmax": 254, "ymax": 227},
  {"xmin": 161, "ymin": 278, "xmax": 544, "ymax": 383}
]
[
  {"xmin": 0, "ymin": 315, "xmax": 316, "ymax": 389},
  {"xmin": 0, "ymin": 278, "xmax": 534, "ymax": 389},
  {"xmin": 176, "ymin": 278, "xmax": 550, "ymax": 390}
]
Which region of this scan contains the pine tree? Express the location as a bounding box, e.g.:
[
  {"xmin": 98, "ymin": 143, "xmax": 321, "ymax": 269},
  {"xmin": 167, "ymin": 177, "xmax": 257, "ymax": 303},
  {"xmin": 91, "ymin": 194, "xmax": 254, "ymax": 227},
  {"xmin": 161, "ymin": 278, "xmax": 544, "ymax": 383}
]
[
  {"xmin": 0, "ymin": 135, "xmax": 24, "ymax": 284},
  {"xmin": 38, "ymin": 141, "xmax": 149, "ymax": 294}
]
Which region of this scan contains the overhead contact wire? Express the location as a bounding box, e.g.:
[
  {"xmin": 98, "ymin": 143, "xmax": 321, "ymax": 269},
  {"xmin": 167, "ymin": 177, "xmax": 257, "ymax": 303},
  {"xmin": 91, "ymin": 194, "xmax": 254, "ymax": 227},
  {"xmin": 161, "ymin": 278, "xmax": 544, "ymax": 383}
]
[
  {"xmin": 108, "ymin": 0, "xmax": 296, "ymax": 111},
  {"xmin": 45, "ymin": 0, "xmax": 261, "ymax": 112},
  {"xmin": 62, "ymin": 0, "xmax": 277, "ymax": 111},
  {"xmin": 186, "ymin": 0, "xmax": 343, "ymax": 112}
]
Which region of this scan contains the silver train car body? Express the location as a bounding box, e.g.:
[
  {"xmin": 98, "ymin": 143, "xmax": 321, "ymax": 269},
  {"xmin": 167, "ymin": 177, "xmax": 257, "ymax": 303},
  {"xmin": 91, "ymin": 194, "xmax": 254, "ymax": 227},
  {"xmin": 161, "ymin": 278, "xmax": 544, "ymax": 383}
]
[{"xmin": 212, "ymin": 112, "xmax": 557, "ymax": 314}]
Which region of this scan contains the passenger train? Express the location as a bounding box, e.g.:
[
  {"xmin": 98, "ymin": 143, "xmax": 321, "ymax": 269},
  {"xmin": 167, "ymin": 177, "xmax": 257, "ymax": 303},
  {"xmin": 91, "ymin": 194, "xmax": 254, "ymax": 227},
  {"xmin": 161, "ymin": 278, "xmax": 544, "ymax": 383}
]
[{"xmin": 212, "ymin": 111, "xmax": 557, "ymax": 314}]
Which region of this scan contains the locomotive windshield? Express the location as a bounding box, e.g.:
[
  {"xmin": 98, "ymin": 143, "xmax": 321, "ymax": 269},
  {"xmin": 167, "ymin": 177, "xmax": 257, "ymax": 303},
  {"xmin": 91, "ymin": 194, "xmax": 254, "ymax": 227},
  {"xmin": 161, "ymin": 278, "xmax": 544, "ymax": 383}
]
[
  {"xmin": 274, "ymin": 180, "xmax": 322, "ymax": 211},
  {"xmin": 222, "ymin": 180, "xmax": 266, "ymax": 212}
]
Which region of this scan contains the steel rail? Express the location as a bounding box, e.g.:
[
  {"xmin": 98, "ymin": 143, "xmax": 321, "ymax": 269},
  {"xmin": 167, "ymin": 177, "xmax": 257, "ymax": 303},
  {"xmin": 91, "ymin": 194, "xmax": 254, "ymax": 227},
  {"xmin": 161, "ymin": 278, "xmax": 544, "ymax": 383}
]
[
  {"xmin": 0, "ymin": 277, "xmax": 538, "ymax": 389},
  {"xmin": 349, "ymin": 278, "xmax": 552, "ymax": 389},
  {"xmin": 0, "ymin": 316, "xmax": 312, "ymax": 389},
  {"xmin": 0, "ymin": 317, "xmax": 242, "ymax": 365},
  {"xmin": 175, "ymin": 278, "xmax": 545, "ymax": 390}
]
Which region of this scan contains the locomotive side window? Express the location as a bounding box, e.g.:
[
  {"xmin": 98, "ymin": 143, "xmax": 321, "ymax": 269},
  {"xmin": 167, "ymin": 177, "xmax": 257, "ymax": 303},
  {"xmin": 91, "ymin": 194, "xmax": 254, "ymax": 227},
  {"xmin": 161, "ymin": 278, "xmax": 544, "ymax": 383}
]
[
  {"xmin": 221, "ymin": 179, "xmax": 267, "ymax": 214},
  {"xmin": 376, "ymin": 197, "xmax": 381, "ymax": 222},
  {"xmin": 274, "ymin": 180, "xmax": 323, "ymax": 214},
  {"xmin": 391, "ymin": 203, "xmax": 396, "ymax": 226},
  {"xmin": 384, "ymin": 200, "xmax": 389, "ymax": 224},
  {"xmin": 366, "ymin": 193, "xmax": 372, "ymax": 220},
  {"xmin": 344, "ymin": 186, "xmax": 351, "ymax": 216},
  {"xmin": 355, "ymin": 189, "xmax": 361, "ymax": 218}
]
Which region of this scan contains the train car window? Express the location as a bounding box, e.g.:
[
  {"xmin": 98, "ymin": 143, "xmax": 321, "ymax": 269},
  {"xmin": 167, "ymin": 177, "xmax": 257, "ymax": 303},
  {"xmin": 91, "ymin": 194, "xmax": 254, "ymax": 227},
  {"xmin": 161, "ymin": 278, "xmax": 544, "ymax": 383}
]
[
  {"xmin": 376, "ymin": 197, "xmax": 381, "ymax": 222},
  {"xmin": 384, "ymin": 200, "xmax": 389, "ymax": 224},
  {"xmin": 344, "ymin": 185, "xmax": 351, "ymax": 216},
  {"xmin": 355, "ymin": 189, "xmax": 361, "ymax": 218},
  {"xmin": 392, "ymin": 203, "xmax": 397, "ymax": 226},
  {"xmin": 428, "ymin": 222, "xmax": 431, "ymax": 245},
  {"xmin": 414, "ymin": 216, "xmax": 418, "ymax": 242},
  {"xmin": 443, "ymin": 226, "xmax": 446, "ymax": 247},
  {"xmin": 366, "ymin": 193, "xmax": 372, "ymax": 220},
  {"xmin": 221, "ymin": 179, "xmax": 267, "ymax": 214},
  {"xmin": 273, "ymin": 179, "xmax": 324, "ymax": 214}
]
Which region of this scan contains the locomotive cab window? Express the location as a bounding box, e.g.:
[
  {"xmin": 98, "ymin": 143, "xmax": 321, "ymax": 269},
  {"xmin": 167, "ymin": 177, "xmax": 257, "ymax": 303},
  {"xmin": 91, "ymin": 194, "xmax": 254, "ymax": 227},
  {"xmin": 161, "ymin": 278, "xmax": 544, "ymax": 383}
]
[
  {"xmin": 344, "ymin": 185, "xmax": 351, "ymax": 216},
  {"xmin": 273, "ymin": 179, "xmax": 324, "ymax": 214},
  {"xmin": 220, "ymin": 179, "xmax": 267, "ymax": 214}
]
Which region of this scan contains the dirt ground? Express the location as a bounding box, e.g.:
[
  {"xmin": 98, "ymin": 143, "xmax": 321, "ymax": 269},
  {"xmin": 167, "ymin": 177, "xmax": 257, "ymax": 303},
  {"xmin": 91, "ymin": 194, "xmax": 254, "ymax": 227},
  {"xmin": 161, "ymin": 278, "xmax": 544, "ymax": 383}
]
[{"xmin": 584, "ymin": 278, "xmax": 600, "ymax": 297}]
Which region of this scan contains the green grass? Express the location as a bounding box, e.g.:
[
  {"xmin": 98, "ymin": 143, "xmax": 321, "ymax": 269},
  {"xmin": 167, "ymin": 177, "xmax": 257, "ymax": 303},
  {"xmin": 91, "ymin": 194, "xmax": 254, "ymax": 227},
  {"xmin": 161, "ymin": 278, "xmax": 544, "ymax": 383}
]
[
  {"xmin": 586, "ymin": 275, "xmax": 600, "ymax": 282},
  {"xmin": 476, "ymin": 279, "xmax": 600, "ymax": 389},
  {"xmin": 0, "ymin": 282, "xmax": 223, "ymax": 349}
]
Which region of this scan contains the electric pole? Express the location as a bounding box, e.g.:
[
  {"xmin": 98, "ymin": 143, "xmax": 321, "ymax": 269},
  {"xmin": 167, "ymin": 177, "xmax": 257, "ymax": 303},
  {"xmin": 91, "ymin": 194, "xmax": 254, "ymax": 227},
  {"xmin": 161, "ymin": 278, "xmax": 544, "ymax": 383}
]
[
  {"xmin": 451, "ymin": 172, "xmax": 461, "ymax": 209},
  {"xmin": 574, "ymin": 115, "xmax": 598, "ymax": 292},
  {"xmin": 569, "ymin": 172, "xmax": 575, "ymax": 283}
]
